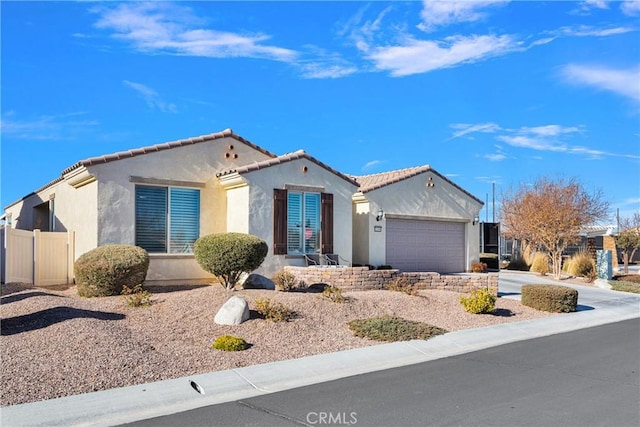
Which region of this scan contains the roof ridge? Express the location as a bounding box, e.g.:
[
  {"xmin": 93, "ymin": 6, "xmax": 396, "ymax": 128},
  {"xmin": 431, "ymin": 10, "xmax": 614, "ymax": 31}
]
[{"xmin": 352, "ymin": 164, "xmax": 430, "ymax": 179}]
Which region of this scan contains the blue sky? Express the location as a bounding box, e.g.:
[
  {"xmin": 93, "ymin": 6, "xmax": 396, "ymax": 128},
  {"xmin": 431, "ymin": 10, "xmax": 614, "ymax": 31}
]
[{"xmin": 2, "ymin": 1, "xmax": 639, "ymax": 222}]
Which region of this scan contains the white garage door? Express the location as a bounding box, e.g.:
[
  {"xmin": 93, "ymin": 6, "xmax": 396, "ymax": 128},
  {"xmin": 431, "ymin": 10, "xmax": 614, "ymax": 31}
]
[{"xmin": 386, "ymin": 219, "xmax": 465, "ymax": 272}]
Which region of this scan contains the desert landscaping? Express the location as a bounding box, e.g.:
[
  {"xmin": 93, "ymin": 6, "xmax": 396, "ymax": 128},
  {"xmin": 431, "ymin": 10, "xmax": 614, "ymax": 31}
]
[{"xmin": 0, "ymin": 281, "xmax": 555, "ymax": 407}]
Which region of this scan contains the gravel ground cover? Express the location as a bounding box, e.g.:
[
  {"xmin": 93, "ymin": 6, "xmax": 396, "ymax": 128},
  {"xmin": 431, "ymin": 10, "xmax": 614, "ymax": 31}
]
[{"xmin": 1, "ymin": 282, "xmax": 554, "ymax": 406}]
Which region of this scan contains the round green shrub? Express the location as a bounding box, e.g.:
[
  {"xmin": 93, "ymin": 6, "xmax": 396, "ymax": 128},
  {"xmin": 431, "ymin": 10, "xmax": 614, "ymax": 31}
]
[
  {"xmin": 212, "ymin": 335, "xmax": 249, "ymax": 351},
  {"xmin": 521, "ymin": 284, "xmax": 578, "ymax": 313},
  {"xmin": 75, "ymin": 245, "xmax": 149, "ymax": 297},
  {"xmin": 194, "ymin": 233, "xmax": 268, "ymax": 289},
  {"xmin": 459, "ymin": 288, "xmax": 497, "ymax": 314}
]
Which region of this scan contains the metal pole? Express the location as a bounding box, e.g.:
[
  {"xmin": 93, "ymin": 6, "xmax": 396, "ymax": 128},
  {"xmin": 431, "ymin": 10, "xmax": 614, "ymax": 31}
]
[
  {"xmin": 485, "ymin": 193, "xmax": 489, "ymax": 222},
  {"xmin": 492, "ymin": 182, "xmax": 496, "ymax": 223}
]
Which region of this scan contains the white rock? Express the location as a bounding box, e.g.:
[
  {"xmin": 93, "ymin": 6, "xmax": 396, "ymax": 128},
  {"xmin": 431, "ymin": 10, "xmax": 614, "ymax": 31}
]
[{"xmin": 214, "ymin": 296, "xmax": 249, "ymax": 326}]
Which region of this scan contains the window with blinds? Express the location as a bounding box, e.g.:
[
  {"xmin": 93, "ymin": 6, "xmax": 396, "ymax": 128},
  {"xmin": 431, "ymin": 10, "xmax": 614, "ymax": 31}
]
[
  {"xmin": 287, "ymin": 191, "xmax": 320, "ymax": 254},
  {"xmin": 135, "ymin": 185, "xmax": 200, "ymax": 253}
]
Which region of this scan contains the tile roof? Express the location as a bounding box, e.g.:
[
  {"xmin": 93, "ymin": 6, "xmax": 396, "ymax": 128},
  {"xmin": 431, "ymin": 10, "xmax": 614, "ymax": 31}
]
[
  {"xmin": 217, "ymin": 149, "xmax": 360, "ymax": 187},
  {"xmin": 5, "ymin": 129, "xmax": 277, "ymax": 209},
  {"xmin": 60, "ymin": 128, "xmax": 276, "ymax": 176},
  {"xmin": 351, "ymin": 165, "xmax": 484, "ymax": 204}
]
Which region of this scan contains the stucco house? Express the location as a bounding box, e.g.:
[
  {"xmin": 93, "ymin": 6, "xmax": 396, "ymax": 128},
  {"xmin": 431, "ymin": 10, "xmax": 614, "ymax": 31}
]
[{"xmin": 3, "ymin": 129, "xmax": 483, "ymax": 284}]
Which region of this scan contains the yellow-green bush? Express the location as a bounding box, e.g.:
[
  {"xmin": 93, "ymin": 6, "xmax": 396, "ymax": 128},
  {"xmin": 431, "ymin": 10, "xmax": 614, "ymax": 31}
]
[
  {"xmin": 459, "ymin": 288, "xmax": 496, "ymax": 314},
  {"xmin": 272, "ymin": 269, "xmax": 299, "ymax": 292},
  {"xmin": 212, "ymin": 335, "xmax": 249, "ymax": 351},
  {"xmin": 121, "ymin": 284, "xmax": 152, "ymax": 307},
  {"xmin": 322, "ymin": 285, "xmax": 346, "ymax": 303},
  {"xmin": 254, "ymin": 298, "xmax": 294, "ymax": 322},
  {"xmin": 529, "ymin": 252, "xmax": 550, "ymax": 276},
  {"xmin": 521, "ymin": 284, "xmax": 578, "ymax": 313},
  {"xmin": 75, "ymin": 245, "xmax": 149, "ymax": 297},
  {"xmin": 348, "ymin": 315, "xmax": 447, "ymax": 342}
]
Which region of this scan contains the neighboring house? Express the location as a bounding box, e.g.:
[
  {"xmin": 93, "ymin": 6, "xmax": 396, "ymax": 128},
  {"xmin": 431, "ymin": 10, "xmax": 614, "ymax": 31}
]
[
  {"xmin": 351, "ymin": 166, "xmax": 482, "ymax": 272},
  {"xmin": 3, "ymin": 129, "xmax": 483, "ymax": 284}
]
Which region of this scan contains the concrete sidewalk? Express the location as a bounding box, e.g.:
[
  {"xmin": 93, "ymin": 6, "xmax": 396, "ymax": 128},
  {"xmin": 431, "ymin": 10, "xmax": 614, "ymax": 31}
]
[{"xmin": 3, "ymin": 273, "xmax": 639, "ymax": 427}]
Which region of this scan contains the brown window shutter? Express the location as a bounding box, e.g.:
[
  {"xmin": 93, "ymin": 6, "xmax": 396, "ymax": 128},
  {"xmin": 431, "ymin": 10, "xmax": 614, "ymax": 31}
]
[
  {"xmin": 273, "ymin": 189, "xmax": 288, "ymax": 255},
  {"xmin": 321, "ymin": 193, "xmax": 334, "ymax": 254}
]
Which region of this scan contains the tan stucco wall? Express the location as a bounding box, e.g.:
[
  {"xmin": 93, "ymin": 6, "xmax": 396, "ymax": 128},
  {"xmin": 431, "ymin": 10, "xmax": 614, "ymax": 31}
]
[
  {"xmin": 55, "ymin": 137, "xmax": 272, "ymax": 282},
  {"xmin": 3, "ymin": 179, "xmax": 98, "ymax": 261},
  {"xmin": 237, "ymin": 157, "xmax": 358, "ymax": 278},
  {"xmin": 356, "ymin": 171, "xmax": 483, "ymax": 271}
]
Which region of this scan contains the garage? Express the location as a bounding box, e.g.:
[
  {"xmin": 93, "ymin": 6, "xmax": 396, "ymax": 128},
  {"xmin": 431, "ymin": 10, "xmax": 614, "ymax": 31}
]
[{"xmin": 385, "ymin": 218, "xmax": 465, "ymax": 272}]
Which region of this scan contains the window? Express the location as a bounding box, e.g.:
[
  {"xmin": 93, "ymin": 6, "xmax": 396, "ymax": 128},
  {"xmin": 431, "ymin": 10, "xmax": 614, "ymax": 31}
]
[
  {"xmin": 135, "ymin": 185, "xmax": 200, "ymax": 253},
  {"xmin": 273, "ymin": 189, "xmax": 333, "ymax": 255},
  {"xmin": 287, "ymin": 192, "xmax": 320, "ymax": 254}
]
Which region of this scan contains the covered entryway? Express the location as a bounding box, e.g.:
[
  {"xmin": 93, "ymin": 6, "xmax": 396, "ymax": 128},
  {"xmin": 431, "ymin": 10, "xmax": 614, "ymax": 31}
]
[{"xmin": 386, "ymin": 218, "xmax": 465, "ymax": 272}]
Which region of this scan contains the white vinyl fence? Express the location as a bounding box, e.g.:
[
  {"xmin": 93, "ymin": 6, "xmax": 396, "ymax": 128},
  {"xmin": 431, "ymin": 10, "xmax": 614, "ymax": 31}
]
[{"xmin": 1, "ymin": 228, "xmax": 75, "ymax": 286}]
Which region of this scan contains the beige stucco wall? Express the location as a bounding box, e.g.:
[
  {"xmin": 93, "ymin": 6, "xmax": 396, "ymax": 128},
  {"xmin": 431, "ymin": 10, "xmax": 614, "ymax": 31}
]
[
  {"xmin": 355, "ymin": 171, "xmax": 483, "ymax": 271},
  {"xmin": 226, "ymin": 185, "xmax": 250, "ymax": 233},
  {"xmin": 3, "ymin": 178, "xmax": 98, "ymax": 261},
  {"xmin": 236, "ymin": 157, "xmax": 358, "ymax": 278},
  {"xmin": 81, "ymin": 137, "xmax": 271, "ymax": 283}
]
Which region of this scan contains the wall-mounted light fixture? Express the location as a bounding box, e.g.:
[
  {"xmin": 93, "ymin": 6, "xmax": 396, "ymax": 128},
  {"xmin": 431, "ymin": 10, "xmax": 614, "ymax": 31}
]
[
  {"xmin": 427, "ymin": 176, "xmax": 435, "ymax": 188},
  {"xmin": 473, "ymin": 215, "xmax": 480, "ymax": 226},
  {"xmin": 376, "ymin": 208, "xmax": 384, "ymax": 222}
]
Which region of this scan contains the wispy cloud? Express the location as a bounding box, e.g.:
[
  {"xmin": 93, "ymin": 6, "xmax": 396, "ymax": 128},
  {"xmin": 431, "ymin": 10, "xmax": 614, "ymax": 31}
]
[
  {"xmin": 556, "ymin": 25, "xmax": 636, "ymax": 37},
  {"xmin": 0, "ymin": 112, "xmax": 99, "ymax": 140},
  {"xmin": 362, "ymin": 160, "xmax": 383, "ymax": 171},
  {"xmin": 123, "ymin": 80, "xmax": 177, "ymax": 113},
  {"xmin": 366, "ymin": 34, "xmax": 519, "ymax": 77},
  {"xmin": 418, "ymin": 0, "xmax": 509, "ymax": 32},
  {"xmin": 452, "ymin": 121, "xmax": 639, "ymax": 160},
  {"xmin": 449, "ymin": 122, "xmax": 502, "ymax": 140},
  {"xmin": 298, "ymin": 47, "xmax": 358, "ymax": 79},
  {"xmin": 561, "ymin": 64, "xmax": 640, "ymax": 103},
  {"xmin": 621, "ymin": 0, "xmax": 640, "ymax": 16},
  {"xmin": 93, "ymin": 2, "xmax": 297, "ymax": 62}
]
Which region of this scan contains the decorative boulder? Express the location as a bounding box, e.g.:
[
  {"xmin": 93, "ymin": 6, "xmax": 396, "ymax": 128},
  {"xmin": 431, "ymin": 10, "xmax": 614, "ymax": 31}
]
[
  {"xmin": 241, "ymin": 274, "xmax": 275, "ymax": 290},
  {"xmin": 215, "ymin": 296, "xmax": 250, "ymax": 326}
]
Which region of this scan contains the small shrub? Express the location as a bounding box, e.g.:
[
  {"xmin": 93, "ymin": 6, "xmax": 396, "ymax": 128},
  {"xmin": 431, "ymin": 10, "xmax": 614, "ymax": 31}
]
[
  {"xmin": 75, "ymin": 245, "xmax": 150, "ymax": 297},
  {"xmin": 384, "ymin": 277, "xmax": 419, "ymax": 296},
  {"xmin": 506, "ymin": 256, "xmax": 530, "ymax": 271},
  {"xmin": 322, "ymin": 285, "xmax": 346, "ymax": 303},
  {"xmin": 348, "ymin": 316, "xmax": 447, "ymax": 342},
  {"xmin": 254, "ymin": 298, "xmax": 294, "ymax": 322},
  {"xmin": 459, "ymin": 288, "xmax": 496, "ymax": 314},
  {"xmin": 212, "ymin": 335, "xmax": 249, "ymax": 352},
  {"xmin": 529, "ymin": 252, "xmax": 550, "ymax": 276},
  {"xmin": 566, "ymin": 252, "xmax": 596, "ymax": 279},
  {"xmin": 521, "ymin": 285, "xmax": 578, "ymax": 313},
  {"xmin": 272, "ymin": 269, "xmax": 299, "ymax": 291},
  {"xmin": 121, "ymin": 284, "xmax": 152, "ymax": 307},
  {"xmin": 471, "ymin": 262, "xmax": 488, "ymax": 273},
  {"xmin": 194, "ymin": 233, "xmax": 268, "ymax": 290}
]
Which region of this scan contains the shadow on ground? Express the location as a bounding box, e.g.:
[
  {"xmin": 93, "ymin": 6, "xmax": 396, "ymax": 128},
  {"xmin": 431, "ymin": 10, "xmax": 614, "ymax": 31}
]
[
  {"xmin": 1, "ymin": 306, "xmax": 125, "ymax": 336},
  {"xmin": 493, "ymin": 308, "xmax": 515, "ymax": 317},
  {"xmin": 1, "ymin": 291, "xmax": 66, "ymax": 305}
]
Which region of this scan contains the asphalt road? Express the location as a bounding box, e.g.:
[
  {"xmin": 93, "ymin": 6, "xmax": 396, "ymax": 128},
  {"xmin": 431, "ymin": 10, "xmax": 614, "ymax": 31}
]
[{"xmin": 123, "ymin": 318, "xmax": 640, "ymax": 427}]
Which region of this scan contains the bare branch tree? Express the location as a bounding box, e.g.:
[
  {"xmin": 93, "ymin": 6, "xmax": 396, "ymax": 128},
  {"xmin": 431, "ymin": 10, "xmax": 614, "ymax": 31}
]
[
  {"xmin": 615, "ymin": 212, "xmax": 640, "ymax": 274},
  {"xmin": 501, "ymin": 177, "xmax": 609, "ymax": 279}
]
